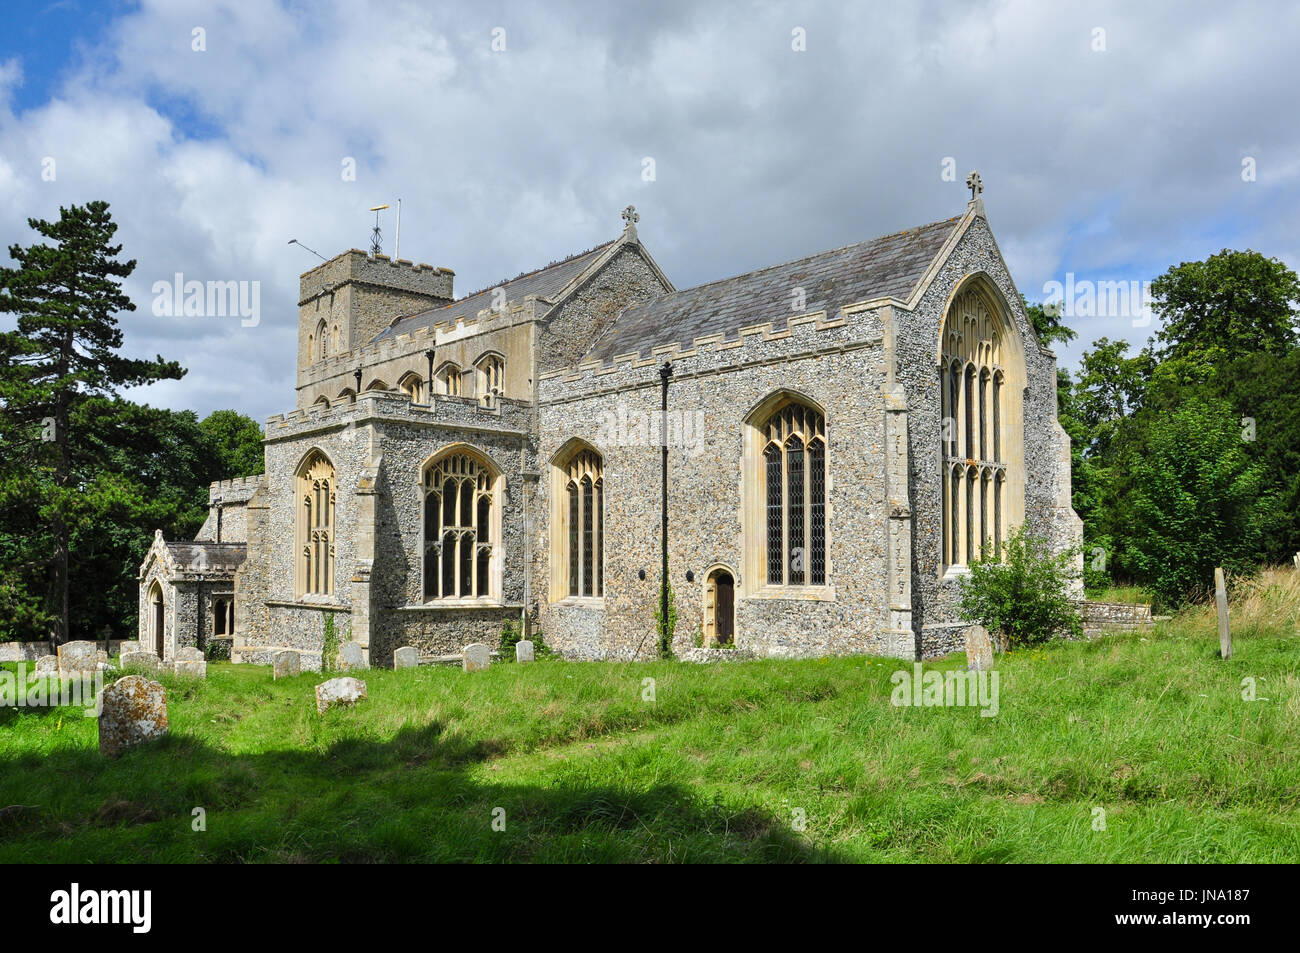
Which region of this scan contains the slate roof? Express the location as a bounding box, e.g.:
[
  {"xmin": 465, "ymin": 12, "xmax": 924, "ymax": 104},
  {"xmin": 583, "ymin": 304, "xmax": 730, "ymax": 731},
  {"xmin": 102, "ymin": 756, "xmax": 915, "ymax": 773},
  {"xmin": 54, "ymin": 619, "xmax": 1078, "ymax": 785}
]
[
  {"xmin": 581, "ymin": 215, "xmax": 963, "ymax": 365},
  {"xmin": 164, "ymin": 542, "xmax": 247, "ymax": 576},
  {"xmin": 373, "ymin": 240, "xmax": 617, "ymax": 343}
]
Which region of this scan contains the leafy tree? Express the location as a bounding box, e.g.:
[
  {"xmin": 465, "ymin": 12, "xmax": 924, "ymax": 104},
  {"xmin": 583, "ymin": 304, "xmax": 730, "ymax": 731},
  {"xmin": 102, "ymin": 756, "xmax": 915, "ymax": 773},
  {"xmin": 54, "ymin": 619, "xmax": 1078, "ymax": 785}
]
[
  {"xmin": 1124, "ymin": 399, "xmax": 1276, "ymax": 607},
  {"xmin": 1151, "ymin": 249, "xmax": 1299, "ymax": 368},
  {"xmin": 200, "ymin": 409, "xmax": 264, "ymax": 479},
  {"xmin": 1023, "ymin": 296, "xmax": 1077, "ymax": 350},
  {"xmin": 0, "ymin": 201, "xmax": 183, "ymax": 642},
  {"xmin": 957, "ymin": 527, "xmax": 1082, "ymax": 648}
]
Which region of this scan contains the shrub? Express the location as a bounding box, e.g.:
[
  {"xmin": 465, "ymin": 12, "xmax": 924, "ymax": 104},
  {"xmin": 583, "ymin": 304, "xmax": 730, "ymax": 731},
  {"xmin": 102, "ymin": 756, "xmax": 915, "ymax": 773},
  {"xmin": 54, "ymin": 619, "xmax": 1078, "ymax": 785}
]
[
  {"xmin": 957, "ymin": 527, "xmax": 1083, "ymax": 648},
  {"xmin": 321, "ymin": 612, "xmax": 339, "ymax": 674},
  {"xmin": 498, "ymin": 620, "xmax": 555, "ymax": 660}
]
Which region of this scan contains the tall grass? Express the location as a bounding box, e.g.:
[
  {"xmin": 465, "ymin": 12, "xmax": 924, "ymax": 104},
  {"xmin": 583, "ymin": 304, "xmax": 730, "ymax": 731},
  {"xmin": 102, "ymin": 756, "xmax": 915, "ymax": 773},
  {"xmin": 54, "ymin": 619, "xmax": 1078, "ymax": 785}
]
[{"xmin": 0, "ymin": 567, "xmax": 1296, "ymax": 863}]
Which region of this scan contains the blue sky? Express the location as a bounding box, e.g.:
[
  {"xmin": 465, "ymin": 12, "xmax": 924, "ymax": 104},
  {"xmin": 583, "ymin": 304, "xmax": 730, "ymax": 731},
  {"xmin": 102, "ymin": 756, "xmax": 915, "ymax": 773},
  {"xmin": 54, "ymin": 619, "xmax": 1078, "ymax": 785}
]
[{"xmin": 1, "ymin": 0, "xmax": 1296, "ymax": 421}]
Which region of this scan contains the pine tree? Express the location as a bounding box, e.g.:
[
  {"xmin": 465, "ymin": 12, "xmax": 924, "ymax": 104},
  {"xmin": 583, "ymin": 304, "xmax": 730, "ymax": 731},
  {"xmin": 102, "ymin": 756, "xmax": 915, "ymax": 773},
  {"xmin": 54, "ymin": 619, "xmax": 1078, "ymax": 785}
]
[{"xmin": 0, "ymin": 201, "xmax": 183, "ymax": 644}]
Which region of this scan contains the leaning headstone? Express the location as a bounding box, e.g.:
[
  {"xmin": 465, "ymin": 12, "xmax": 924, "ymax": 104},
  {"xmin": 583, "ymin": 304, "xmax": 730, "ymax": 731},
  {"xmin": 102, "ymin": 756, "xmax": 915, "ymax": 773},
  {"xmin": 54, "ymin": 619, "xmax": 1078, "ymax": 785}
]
[
  {"xmin": 315, "ymin": 677, "xmax": 367, "ymax": 715},
  {"xmin": 1214, "ymin": 567, "xmax": 1231, "ymax": 660},
  {"xmin": 119, "ymin": 651, "xmax": 162, "ymax": 672},
  {"xmin": 57, "ymin": 640, "xmax": 100, "ymax": 675},
  {"xmin": 99, "ymin": 675, "xmax": 168, "ymax": 757},
  {"xmin": 337, "ymin": 641, "xmax": 365, "ymax": 672},
  {"xmin": 515, "ymin": 640, "xmax": 535, "ymax": 664},
  {"xmin": 965, "ymin": 626, "xmax": 995, "ymax": 671},
  {"xmin": 273, "ymin": 650, "xmax": 300, "ymax": 680},
  {"xmin": 393, "ymin": 646, "xmax": 418, "ymax": 669},
  {"xmin": 35, "ymin": 655, "xmax": 58, "ymax": 674},
  {"xmin": 462, "ymin": 642, "xmax": 491, "ymax": 672}
]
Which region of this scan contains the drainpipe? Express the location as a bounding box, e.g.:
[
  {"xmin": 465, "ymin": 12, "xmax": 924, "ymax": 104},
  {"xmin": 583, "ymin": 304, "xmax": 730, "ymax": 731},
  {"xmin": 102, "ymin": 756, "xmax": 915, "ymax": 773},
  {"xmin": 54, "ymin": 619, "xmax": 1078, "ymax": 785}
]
[
  {"xmin": 658, "ymin": 361, "xmax": 672, "ymax": 658},
  {"xmin": 354, "ymin": 367, "xmax": 362, "ymax": 397}
]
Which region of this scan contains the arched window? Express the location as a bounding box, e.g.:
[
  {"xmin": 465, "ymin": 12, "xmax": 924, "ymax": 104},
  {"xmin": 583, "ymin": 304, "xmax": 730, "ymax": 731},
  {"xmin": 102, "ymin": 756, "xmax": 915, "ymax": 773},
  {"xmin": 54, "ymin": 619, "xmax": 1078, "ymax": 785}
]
[
  {"xmin": 330, "ymin": 324, "xmax": 341, "ymax": 354},
  {"xmin": 296, "ymin": 451, "xmax": 336, "ymax": 597},
  {"xmin": 316, "ymin": 319, "xmax": 328, "ymax": 360},
  {"xmin": 364, "ymin": 378, "xmax": 390, "ymax": 393},
  {"xmin": 556, "ymin": 448, "xmax": 603, "ymax": 598},
  {"xmin": 756, "ymin": 401, "xmax": 827, "ymax": 587},
  {"xmin": 476, "ymin": 354, "xmax": 504, "ymax": 407},
  {"xmin": 435, "ymin": 362, "xmax": 462, "ymax": 397},
  {"xmin": 940, "ymin": 281, "xmax": 1023, "ymax": 569},
  {"xmin": 422, "ymin": 452, "xmax": 498, "ymax": 600},
  {"xmin": 398, "ymin": 372, "xmax": 423, "ymax": 403},
  {"xmin": 338, "ymin": 387, "xmax": 356, "ymax": 403}
]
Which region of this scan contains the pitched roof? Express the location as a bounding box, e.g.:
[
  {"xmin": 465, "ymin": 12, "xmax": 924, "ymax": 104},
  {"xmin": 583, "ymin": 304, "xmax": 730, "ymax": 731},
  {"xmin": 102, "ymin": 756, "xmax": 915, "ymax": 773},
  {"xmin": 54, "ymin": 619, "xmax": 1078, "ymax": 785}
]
[
  {"xmin": 164, "ymin": 542, "xmax": 247, "ymax": 576},
  {"xmin": 581, "ymin": 215, "xmax": 963, "ymax": 365},
  {"xmin": 372, "ymin": 240, "xmax": 617, "ymax": 343}
]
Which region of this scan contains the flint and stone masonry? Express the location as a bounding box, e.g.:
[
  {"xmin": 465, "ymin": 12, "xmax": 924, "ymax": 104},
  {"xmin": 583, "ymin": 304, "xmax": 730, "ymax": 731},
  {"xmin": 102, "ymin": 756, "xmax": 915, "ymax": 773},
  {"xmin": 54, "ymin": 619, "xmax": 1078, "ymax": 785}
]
[{"xmin": 139, "ymin": 193, "xmax": 1081, "ymax": 666}]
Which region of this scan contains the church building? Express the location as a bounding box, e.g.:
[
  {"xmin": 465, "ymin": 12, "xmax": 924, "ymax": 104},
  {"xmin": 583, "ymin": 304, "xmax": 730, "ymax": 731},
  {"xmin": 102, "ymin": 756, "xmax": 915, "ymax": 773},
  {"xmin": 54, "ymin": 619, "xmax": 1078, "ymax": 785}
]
[{"xmin": 138, "ymin": 185, "xmax": 1081, "ymax": 668}]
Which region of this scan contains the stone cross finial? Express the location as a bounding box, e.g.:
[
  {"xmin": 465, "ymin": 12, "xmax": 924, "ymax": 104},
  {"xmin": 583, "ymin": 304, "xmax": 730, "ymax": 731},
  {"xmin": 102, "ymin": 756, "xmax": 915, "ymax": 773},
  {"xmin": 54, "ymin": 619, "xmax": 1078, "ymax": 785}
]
[
  {"xmin": 966, "ymin": 171, "xmax": 983, "ymax": 200},
  {"xmin": 621, "ymin": 205, "xmax": 639, "ymax": 229}
]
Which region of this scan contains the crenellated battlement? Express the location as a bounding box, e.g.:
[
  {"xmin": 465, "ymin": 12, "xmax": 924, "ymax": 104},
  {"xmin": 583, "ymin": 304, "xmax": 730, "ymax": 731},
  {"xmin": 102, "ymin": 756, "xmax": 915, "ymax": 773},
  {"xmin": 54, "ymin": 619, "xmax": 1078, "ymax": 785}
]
[
  {"xmin": 267, "ymin": 389, "xmax": 533, "ymax": 438},
  {"xmin": 208, "ymin": 475, "xmax": 264, "ymax": 503},
  {"xmin": 298, "ymin": 249, "xmax": 455, "ymax": 304},
  {"xmin": 538, "ymin": 305, "xmax": 884, "ymax": 398}
]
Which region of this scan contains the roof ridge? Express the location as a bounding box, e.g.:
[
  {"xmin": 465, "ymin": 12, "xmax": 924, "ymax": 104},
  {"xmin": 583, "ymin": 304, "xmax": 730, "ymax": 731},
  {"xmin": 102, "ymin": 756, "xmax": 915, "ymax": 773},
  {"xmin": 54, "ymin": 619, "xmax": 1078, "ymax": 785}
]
[
  {"xmin": 650, "ymin": 215, "xmax": 962, "ymax": 302},
  {"xmin": 448, "ymin": 238, "xmax": 617, "ymax": 306}
]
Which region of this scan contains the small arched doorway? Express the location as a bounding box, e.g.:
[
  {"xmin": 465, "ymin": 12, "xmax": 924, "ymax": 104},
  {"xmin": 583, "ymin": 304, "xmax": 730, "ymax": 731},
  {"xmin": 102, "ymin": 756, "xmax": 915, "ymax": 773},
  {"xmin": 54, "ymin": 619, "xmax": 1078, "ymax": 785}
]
[
  {"xmin": 704, "ymin": 567, "xmax": 735, "ymax": 646},
  {"xmin": 148, "ymin": 582, "xmax": 165, "ymax": 657}
]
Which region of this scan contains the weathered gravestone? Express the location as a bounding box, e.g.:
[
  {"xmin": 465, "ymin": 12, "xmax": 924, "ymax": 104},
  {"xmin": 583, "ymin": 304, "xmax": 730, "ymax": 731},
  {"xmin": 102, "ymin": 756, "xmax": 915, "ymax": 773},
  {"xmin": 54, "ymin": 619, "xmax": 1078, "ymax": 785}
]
[
  {"xmin": 1214, "ymin": 567, "xmax": 1232, "ymax": 660},
  {"xmin": 99, "ymin": 675, "xmax": 168, "ymax": 757},
  {"xmin": 964, "ymin": 626, "xmax": 995, "ymax": 671},
  {"xmin": 315, "ymin": 677, "xmax": 367, "ymax": 715},
  {"xmin": 462, "ymin": 642, "xmax": 491, "ymax": 672},
  {"xmin": 119, "ymin": 651, "xmax": 162, "ymax": 672},
  {"xmin": 116, "ymin": 641, "xmax": 143, "ymax": 655},
  {"xmin": 35, "ymin": 655, "xmax": 58, "ymax": 674},
  {"xmin": 337, "ymin": 641, "xmax": 365, "ymax": 672},
  {"xmin": 172, "ymin": 646, "xmax": 206, "ymax": 677},
  {"xmin": 273, "ymin": 650, "xmax": 300, "ymax": 680},
  {"xmin": 393, "ymin": 646, "xmax": 418, "ymax": 669},
  {"xmin": 515, "ymin": 640, "xmax": 535, "ymax": 663},
  {"xmin": 57, "ymin": 640, "xmax": 100, "ymax": 675}
]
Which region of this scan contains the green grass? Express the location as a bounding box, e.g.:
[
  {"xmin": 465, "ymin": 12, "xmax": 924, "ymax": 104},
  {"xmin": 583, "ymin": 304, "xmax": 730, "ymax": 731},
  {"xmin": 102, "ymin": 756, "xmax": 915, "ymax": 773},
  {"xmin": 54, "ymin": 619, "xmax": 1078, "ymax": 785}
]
[{"xmin": 1, "ymin": 586, "xmax": 1298, "ymax": 863}]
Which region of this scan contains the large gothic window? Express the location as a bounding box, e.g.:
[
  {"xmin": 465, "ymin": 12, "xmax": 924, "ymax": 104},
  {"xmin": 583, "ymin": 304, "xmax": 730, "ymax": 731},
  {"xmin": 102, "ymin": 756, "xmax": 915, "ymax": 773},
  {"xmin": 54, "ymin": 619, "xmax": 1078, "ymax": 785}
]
[
  {"xmin": 423, "ymin": 452, "xmax": 497, "ymax": 600},
  {"xmin": 559, "ymin": 448, "xmax": 603, "ymax": 598},
  {"xmin": 940, "ymin": 282, "xmax": 1022, "ymax": 570},
  {"xmin": 758, "ymin": 401, "xmax": 827, "ymax": 587},
  {"xmin": 296, "ymin": 451, "xmax": 336, "ymax": 597}
]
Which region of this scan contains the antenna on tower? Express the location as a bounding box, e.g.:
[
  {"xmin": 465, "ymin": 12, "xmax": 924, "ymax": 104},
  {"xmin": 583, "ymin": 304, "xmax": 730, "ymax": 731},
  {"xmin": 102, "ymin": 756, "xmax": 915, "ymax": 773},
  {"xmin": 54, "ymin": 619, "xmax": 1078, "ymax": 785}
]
[
  {"xmin": 395, "ymin": 198, "xmax": 402, "ymax": 262},
  {"xmin": 369, "ymin": 204, "xmax": 389, "ymax": 256},
  {"xmin": 288, "ymin": 238, "xmax": 327, "ymax": 262}
]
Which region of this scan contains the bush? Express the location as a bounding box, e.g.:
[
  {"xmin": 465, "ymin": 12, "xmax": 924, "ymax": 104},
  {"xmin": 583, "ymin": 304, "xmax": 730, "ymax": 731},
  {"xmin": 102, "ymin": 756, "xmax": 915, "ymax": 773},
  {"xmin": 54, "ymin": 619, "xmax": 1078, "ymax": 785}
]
[{"xmin": 957, "ymin": 527, "xmax": 1082, "ymax": 648}]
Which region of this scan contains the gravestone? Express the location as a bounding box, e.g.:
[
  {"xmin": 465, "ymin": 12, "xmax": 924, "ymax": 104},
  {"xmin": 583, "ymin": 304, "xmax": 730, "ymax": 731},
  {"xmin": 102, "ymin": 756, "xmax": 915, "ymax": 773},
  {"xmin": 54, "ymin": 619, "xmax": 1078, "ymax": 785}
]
[
  {"xmin": 58, "ymin": 640, "xmax": 100, "ymax": 675},
  {"xmin": 116, "ymin": 641, "xmax": 143, "ymax": 656},
  {"xmin": 337, "ymin": 641, "xmax": 365, "ymax": 672},
  {"xmin": 174, "ymin": 646, "xmax": 204, "ymax": 662},
  {"xmin": 462, "ymin": 642, "xmax": 491, "ymax": 672},
  {"xmin": 119, "ymin": 651, "xmax": 162, "ymax": 671},
  {"xmin": 515, "ymin": 640, "xmax": 535, "ymax": 663},
  {"xmin": 1214, "ymin": 567, "xmax": 1231, "ymax": 660},
  {"xmin": 393, "ymin": 647, "xmax": 418, "ymax": 669},
  {"xmin": 35, "ymin": 655, "xmax": 58, "ymax": 674},
  {"xmin": 99, "ymin": 675, "xmax": 168, "ymax": 757},
  {"xmin": 173, "ymin": 657, "xmax": 207, "ymax": 678},
  {"xmin": 273, "ymin": 650, "xmax": 300, "ymax": 680},
  {"xmin": 315, "ymin": 677, "xmax": 367, "ymax": 714},
  {"xmin": 965, "ymin": 626, "xmax": 995, "ymax": 671}
]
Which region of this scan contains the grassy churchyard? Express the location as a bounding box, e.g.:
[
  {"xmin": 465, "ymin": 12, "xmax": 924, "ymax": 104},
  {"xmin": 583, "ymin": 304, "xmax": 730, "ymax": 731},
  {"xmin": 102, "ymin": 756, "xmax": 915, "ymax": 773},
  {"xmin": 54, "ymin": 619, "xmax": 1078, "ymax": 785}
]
[{"xmin": 1, "ymin": 569, "xmax": 1297, "ymax": 864}]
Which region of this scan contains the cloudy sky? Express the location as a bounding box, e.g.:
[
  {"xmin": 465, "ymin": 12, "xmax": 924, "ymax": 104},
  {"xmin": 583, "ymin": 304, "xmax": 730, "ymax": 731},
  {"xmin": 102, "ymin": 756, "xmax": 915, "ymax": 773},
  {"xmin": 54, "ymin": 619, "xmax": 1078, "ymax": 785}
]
[{"xmin": 1, "ymin": 0, "xmax": 1296, "ymax": 422}]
